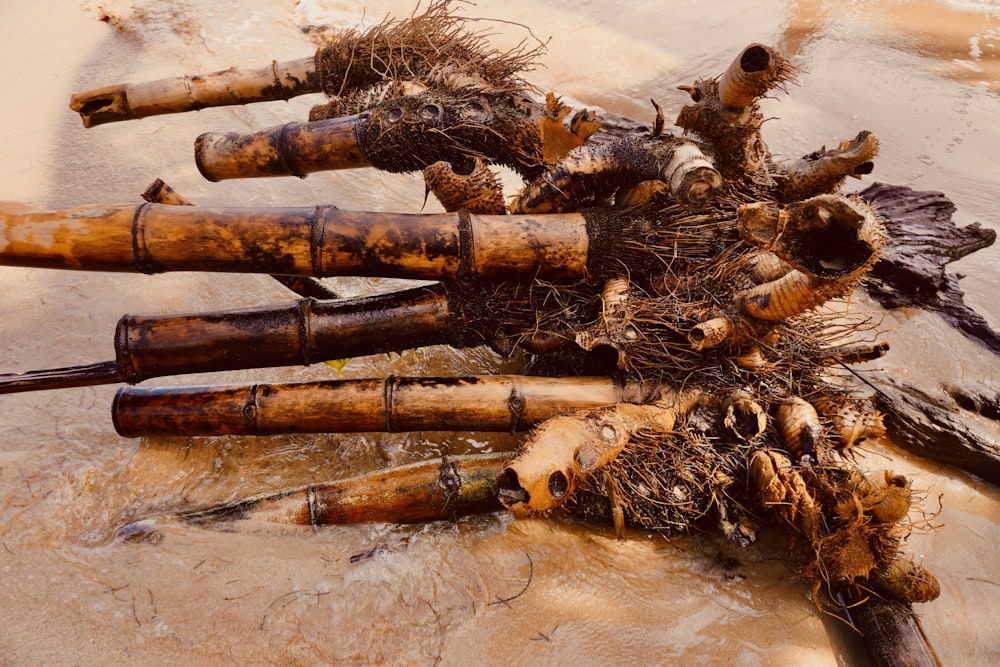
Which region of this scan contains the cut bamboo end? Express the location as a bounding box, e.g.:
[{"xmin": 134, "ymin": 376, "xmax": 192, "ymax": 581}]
[
  {"xmin": 718, "ymin": 43, "xmax": 794, "ymax": 110},
  {"xmin": 69, "ymin": 84, "xmax": 133, "ymax": 128},
  {"xmin": 662, "ymin": 142, "xmax": 723, "ymax": 209},
  {"xmin": 724, "ymin": 389, "xmax": 767, "ymax": 440},
  {"xmin": 195, "ymin": 115, "xmax": 367, "ymax": 181}
]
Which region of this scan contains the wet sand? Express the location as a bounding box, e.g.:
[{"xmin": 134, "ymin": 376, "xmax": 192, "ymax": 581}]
[{"xmin": 1, "ymin": 0, "xmax": 999, "ymax": 664}]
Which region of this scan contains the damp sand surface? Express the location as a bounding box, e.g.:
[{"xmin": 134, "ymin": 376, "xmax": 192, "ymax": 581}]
[{"xmin": 1, "ymin": 1, "xmax": 999, "ymax": 664}]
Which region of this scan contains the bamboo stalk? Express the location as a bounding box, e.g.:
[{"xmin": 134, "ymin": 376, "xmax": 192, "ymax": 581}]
[
  {"xmin": 113, "ymin": 375, "xmax": 644, "ymax": 437},
  {"xmin": 0, "ymin": 285, "xmax": 451, "ymax": 394},
  {"xmin": 194, "ymin": 89, "xmax": 545, "ymax": 181},
  {"xmin": 195, "ymin": 114, "xmax": 367, "ymax": 181},
  {"xmin": 69, "ymin": 57, "xmax": 320, "ymax": 128},
  {"xmin": 179, "ymin": 453, "xmax": 510, "ymax": 526},
  {"xmin": 0, "ymin": 203, "xmax": 589, "ymax": 281},
  {"xmin": 141, "ymin": 177, "xmax": 341, "ymax": 300}
]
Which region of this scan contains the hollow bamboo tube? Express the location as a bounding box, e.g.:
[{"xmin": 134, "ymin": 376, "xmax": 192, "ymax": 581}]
[
  {"xmin": 179, "ymin": 453, "xmax": 509, "ymax": 526},
  {"xmin": 195, "ymin": 115, "xmax": 367, "ymax": 181},
  {"xmin": 0, "ymin": 203, "xmax": 588, "ymax": 281},
  {"xmin": 0, "ymin": 285, "xmax": 451, "ymax": 394},
  {"xmin": 113, "ymin": 375, "xmax": 640, "ymax": 437},
  {"xmin": 70, "ymin": 57, "xmax": 320, "ymax": 128}
]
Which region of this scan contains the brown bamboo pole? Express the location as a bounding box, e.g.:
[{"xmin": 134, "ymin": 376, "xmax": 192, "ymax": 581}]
[
  {"xmin": 141, "ymin": 177, "xmax": 341, "ymax": 300},
  {"xmin": 69, "ymin": 57, "xmax": 320, "ymax": 128},
  {"xmin": 179, "ymin": 453, "xmax": 510, "ymax": 526},
  {"xmin": 193, "ymin": 88, "xmax": 546, "ymax": 182},
  {"xmin": 0, "ymin": 285, "xmax": 451, "ymax": 394},
  {"xmin": 195, "ymin": 114, "xmax": 367, "ymax": 181},
  {"xmin": 0, "ymin": 203, "xmax": 589, "ymax": 281},
  {"xmin": 112, "ymin": 376, "xmax": 647, "ymax": 437}
]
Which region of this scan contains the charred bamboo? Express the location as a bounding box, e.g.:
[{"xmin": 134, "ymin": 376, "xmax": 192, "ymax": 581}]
[
  {"xmin": 112, "ymin": 375, "xmax": 648, "ymax": 437},
  {"xmin": 0, "ymin": 203, "xmax": 590, "ymax": 281},
  {"xmin": 179, "ymin": 453, "xmax": 510, "ymax": 526},
  {"xmin": 0, "ymin": 285, "xmax": 451, "ymax": 394}
]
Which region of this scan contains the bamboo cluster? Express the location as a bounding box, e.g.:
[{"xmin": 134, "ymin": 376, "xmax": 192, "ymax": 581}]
[{"xmin": 0, "ymin": 6, "xmax": 946, "ymax": 653}]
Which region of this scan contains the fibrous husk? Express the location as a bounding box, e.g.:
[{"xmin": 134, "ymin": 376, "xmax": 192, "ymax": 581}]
[
  {"xmin": 311, "ymin": 0, "xmax": 543, "ymax": 113},
  {"xmin": 496, "ymin": 400, "xmax": 682, "ymax": 515}
]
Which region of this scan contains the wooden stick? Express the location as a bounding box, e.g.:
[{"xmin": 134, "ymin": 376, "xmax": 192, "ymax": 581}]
[
  {"xmin": 69, "ymin": 57, "xmax": 320, "ymax": 128},
  {"xmin": 838, "ymin": 591, "xmax": 942, "ymax": 667}
]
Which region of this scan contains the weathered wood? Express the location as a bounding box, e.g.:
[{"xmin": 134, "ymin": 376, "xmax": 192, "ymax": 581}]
[
  {"xmin": 862, "ymin": 182, "xmax": 999, "ymax": 354},
  {"xmin": 839, "ymin": 592, "xmax": 942, "ymax": 667},
  {"xmin": 872, "ymin": 377, "xmax": 1000, "ymax": 485},
  {"xmin": 857, "ymin": 183, "xmax": 1000, "ymax": 484},
  {"xmin": 112, "ymin": 375, "xmax": 649, "ymax": 436}
]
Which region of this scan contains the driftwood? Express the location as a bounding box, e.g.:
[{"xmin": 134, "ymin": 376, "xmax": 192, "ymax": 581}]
[{"xmin": 860, "ymin": 183, "xmax": 1000, "ymax": 485}]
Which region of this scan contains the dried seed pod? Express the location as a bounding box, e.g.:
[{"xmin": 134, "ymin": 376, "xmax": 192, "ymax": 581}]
[
  {"xmin": 779, "ymin": 131, "xmax": 880, "ymax": 201},
  {"xmin": 866, "ymin": 472, "xmax": 912, "ymax": 524},
  {"xmin": 615, "ymin": 180, "xmax": 669, "ymax": 208},
  {"xmin": 423, "ymin": 159, "xmax": 506, "ymax": 214},
  {"xmin": 813, "ymin": 396, "xmax": 887, "ymax": 451},
  {"xmin": 775, "ymin": 396, "xmax": 823, "ymax": 460},
  {"xmin": 872, "ymin": 556, "xmax": 941, "ymax": 604},
  {"xmin": 750, "ymin": 449, "xmax": 820, "ymax": 539},
  {"xmin": 747, "ymin": 251, "xmax": 792, "ymax": 283},
  {"xmin": 718, "ymin": 43, "xmax": 795, "ymax": 110},
  {"xmin": 497, "ymin": 402, "xmax": 679, "ymax": 515},
  {"xmin": 736, "ymin": 195, "xmax": 886, "ymax": 321},
  {"xmin": 739, "ymin": 269, "xmax": 819, "ymax": 322},
  {"xmin": 724, "ymin": 389, "xmax": 767, "ymax": 439},
  {"xmin": 730, "ymin": 346, "xmax": 770, "ymax": 371}
]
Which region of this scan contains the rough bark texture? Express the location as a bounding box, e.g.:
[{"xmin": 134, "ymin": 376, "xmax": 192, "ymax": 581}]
[
  {"xmin": 860, "ymin": 182, "xmax": 1000, "ymax": 484},
  {"xmin": 862, "ymin": 182, "xmax": 999, "ymax": 353}
]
